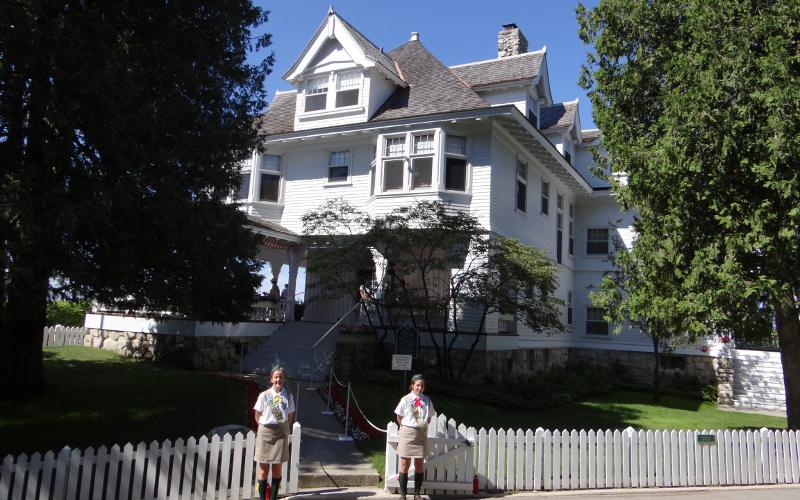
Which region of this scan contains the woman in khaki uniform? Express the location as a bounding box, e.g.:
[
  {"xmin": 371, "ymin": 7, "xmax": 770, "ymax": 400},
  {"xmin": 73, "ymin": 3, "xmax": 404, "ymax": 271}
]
[
  {"xmin": 393, "ymin": 374, "xmax": 435, "ymax": 499},
  {"xmin": 253, "ymin": 366, "xmax": 295, "ymax": 500}
]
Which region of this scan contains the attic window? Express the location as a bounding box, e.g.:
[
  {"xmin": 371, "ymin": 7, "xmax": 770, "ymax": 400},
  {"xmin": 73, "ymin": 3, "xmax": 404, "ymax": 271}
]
[
  {"xmin": 335, "ymin": 71, "xmax": 361, "ymax": 107},
  {"xmin": 305, "ymin": 76, "xmax": 328, "ymax": 112}
]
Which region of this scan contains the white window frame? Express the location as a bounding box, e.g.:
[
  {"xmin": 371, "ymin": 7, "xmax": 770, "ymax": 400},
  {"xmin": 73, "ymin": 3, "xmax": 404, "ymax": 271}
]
[
  {"xmin": 586, "ymin": 307, "xmax": 609, "ymax": 336},
  {"xmin": 256, "ymin": 154, "xmax": 282, "ymax": 203},
  {"xmin": 325, "ymin": 149, "xmax": 352, "ymax": 185},
  {"xmin": 381, "ymin": 134, "xmax": 407, "ymax": 192},
  {"xmin": 442, "ymin": 134, "xmax": 468, "ymax": 193},
  {"xmin": 237, "ymin": 167, "xmax": 252, "ymax": 201},
  {"xmin": 541, "ymin": 179, "xmax": 550, "ymax": 216},
  {"xmin": 586, "ymin": 227, "xmax": 610, "ymax": 256},
  {"xmin": 410, "ymin": 132, "xmax": 436, "ymax": 190},
  {"xmin": 334, "ymin": 70, "xmax": 362, "ymax": 109},
  {"xmin": 303, "ymin": 70, "xmax": 363, "ymax": 114},
  {"xmin": 303, "ymin": 75, "xmax": 329, "ymax": 112},
  {"xmin": 556, "ymin": 193, "xmax": 564, "ymax": 264},
  {"xmin": 515, "ymin": 159, "xmax": 527, "ymax": 213},
  {"xmin": 568, "ymin": 203, "xmax": 575, "ymax": 256}
]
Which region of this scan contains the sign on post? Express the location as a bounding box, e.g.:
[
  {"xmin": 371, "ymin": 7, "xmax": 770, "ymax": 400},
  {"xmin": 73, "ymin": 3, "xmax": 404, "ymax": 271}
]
[
  {"xmin": 395, "ymin": 321, "xmax": 418, "ymax": 356},
  {"xmin": 392, "ymin": 354, "xmax": 413, "ymax": 371}
]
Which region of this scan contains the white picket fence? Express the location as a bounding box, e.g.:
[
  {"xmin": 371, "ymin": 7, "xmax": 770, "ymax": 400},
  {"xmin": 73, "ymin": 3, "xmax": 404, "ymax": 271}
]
[
  {"xmin": 386, "ymin": 414, "xmax": 800, "ymax": 494},
  {"xmin": 42, "ymin": 327, "xmax": 85, "ymax": 348},
  {"xmin": 0, "ymin": 425, "xmax": 301, "ymax": 500}
]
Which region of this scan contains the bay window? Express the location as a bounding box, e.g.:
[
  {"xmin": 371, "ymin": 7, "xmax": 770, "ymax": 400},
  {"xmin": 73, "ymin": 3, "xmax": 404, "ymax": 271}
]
[
  {"xmin": 383, "ymin": 136, "xmax": 405, "ymax": 191},
  {"xmin": 411, "ymin": 133, "xmax": 434, "ymax": 189},
  {"xmin": 444, "ymin": 135, "xmax": 467, "ymax": 191},
  {"xmin": 237, "ymin": 170, "xmax": 251, "ymax": 200}
]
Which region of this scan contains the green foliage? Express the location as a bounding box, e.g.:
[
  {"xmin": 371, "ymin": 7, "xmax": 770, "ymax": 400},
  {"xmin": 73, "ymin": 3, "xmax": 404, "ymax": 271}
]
[
  {"xmin": 303, "ymin": 200, "xmax": 563, "ymax": 383},
  {"xmin": 46, "ymin": 300, "xmax": 90, "ymax": 327},
  {"xmin": 578, "ymin": 0, "xmax": 800, "ymax": 424},
  {"xmin": 1, "ymin": 1, "xmax": 271, "ymax": 395}
]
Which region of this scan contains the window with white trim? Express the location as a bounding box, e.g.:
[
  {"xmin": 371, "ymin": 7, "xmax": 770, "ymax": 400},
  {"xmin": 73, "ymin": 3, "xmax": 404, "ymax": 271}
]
[
  {"xmin": 369, "ymin": 163, "xmax": 376, "ymax": 197},
  {"xmin": 257, "ymin": 154, "xmax": 282, "ymax": 203},
  {"xmin": 304, "ymin": 76, "xmax": 328, "ymax": 112},
  {"xmin": 335, "ymin": 71, "xmax": 360, "ymax": 108},
  {"xmin": 383, "ymin": 136, "xmax": 406, "ymax": 191},
  {"xmin": 556, "ymin": 193, "xmax": 564, "ymax": 264},
  {"xmin": 327, "ymin": 150, "xmax": 350, "ymax": 183},
  {"xmin": 568, "ymin": 204, "xmax": 575, "ymax": 256},
  {"xmin": 587, "ymin": 228, "xmax": 609, "ymax": 255},
  {"xmin": 586, "ymin": 307, "xmax": 609, "ymax": 335},
  {"xmin": 237, "ymin": 169, "xmax": 251, "ymax": 200},
  {"xmin": 541, "ymin": 180, "xmax": 550, "ymax": 215},
  {"xmin": 516, "ymin": 160, "xmax": 527, "ymax": 212},
  {"xmin": 411, "ymin": 133, "xmax": 434, "ymax": 189},
  {"xmin": 564, "ymin": 150, "xmax": 572, "ymax": 165},
  {"xmin": 444, "ymin": 135, "xmax": 467, "ymax": 191},
  {"xmin": 567, "ymin": 292, "xmax": 573, "ymax": 326}
]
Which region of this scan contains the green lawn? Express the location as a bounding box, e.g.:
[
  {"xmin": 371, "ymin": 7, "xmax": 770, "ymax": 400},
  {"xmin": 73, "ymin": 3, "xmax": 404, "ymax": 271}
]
[
  {"xmin": 350, "ymin": 381, "xmax": 787, "ymax": 483},
  {"xmin": 0, "ymin": 347, "xmax": 249, "ymax": 456}
]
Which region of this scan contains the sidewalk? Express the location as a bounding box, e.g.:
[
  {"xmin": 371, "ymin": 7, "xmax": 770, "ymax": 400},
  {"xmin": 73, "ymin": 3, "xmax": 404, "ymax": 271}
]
[{"xmin": 293, "ymin": 379, "xmax": 381, "ymax": 489}]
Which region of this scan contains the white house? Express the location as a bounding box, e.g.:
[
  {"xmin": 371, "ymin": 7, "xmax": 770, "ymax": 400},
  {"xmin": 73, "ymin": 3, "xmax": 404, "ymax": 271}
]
[{"xmin": 237, "ymin": 9, "xmax": 728, "ymax": 385}]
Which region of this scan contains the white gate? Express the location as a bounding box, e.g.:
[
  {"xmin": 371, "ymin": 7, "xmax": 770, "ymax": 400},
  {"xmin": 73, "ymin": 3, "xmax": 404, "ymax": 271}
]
[{"xmin": 385, "ymin": 415, "xmax": 474, "ymax": 494}]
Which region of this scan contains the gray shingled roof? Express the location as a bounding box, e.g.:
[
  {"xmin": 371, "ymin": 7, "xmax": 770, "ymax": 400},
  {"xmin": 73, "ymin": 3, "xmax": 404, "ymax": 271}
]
[
  {"xmin": 245, "ymin": 214, "xmax": 298, "ymax": 236},
  {"xmin": 371, "ymin": 40, "xmax": 489, "ymax": 121},
  {"xmin": 336, "ymin": 15, "xmax": 404, "ymax": 85},
  {"xmin": 258, "ymin": 92, "xmax": 296, "ymax": 136},
  {"xmin": 540, "ymin": 101, "xmax": 577, "ymax": 133},
  {"xmin": 450, "ymin": 51, "xmax": 544, "ymax": 88},
  {"xmin": 581, "ymin": 129, "xmax": 602, "ymax": 144}
]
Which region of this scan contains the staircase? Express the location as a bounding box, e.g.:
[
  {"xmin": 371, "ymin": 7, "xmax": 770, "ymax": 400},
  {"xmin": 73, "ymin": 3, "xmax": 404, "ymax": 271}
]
[{"xmin": 242, "ymin": 321, "xmax": 336, "ymax": 382}]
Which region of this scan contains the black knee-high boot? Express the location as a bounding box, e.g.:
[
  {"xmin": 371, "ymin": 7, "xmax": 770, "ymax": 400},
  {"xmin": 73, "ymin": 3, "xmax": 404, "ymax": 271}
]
[
  {"xmin": 414, "ymin": 472, "xmax": 423, "ymax": 498},
  {"xmin": 270, "ymin": 477, "xmax": 281, "ymax": 500},
  {"xmin": 398, "ymin": 472, "xmax": 408, "ymax": 499},
  {"xmin": 257, "ymin": 479, "xmax": 268, "ymax": 500}
]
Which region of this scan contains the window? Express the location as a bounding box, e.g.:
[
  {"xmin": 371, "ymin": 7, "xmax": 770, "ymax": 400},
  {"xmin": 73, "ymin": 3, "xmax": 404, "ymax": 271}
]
[
  {"xmin": 586, "ymin": 307, "xmax": 609, "ymax": 335},
  {"xmin": 587, "ymin": 228, "xmax": 609, "ymax": 255},
  {"xmin": 327, "ymin": 150, "xmax": 350, "ymax": 183},
  {"xmin": 564, "ymin": 150, "xmax": 572, "ymax": 164},
  {"xmin": 304, "ymin": 76, "xmax": 328, "ymax": 112},
  {"xmin": 383, "ymin": 136, "xmax": 405, "ymax": 191},
  {"xmin": 369, "ymin": 163, "xmax": 376, "ymax": 196},
  {"xmin": 567, "ymin": 292, "xmax": 573, "ymax": 325},
  {"xmin": 444, "ymin": 135, "xmax": 467, "ymax": 191},
  {"xmin": 568, "ymin": 204, "xmax": 575, "ymax": 256},
  {"xmin": 237, "ymin": 170, "xmax": 251, "ymax": 200},
  {"xmin": 258, "ymin": 154, "xmax": 281, "ymax": 202},
  {"xmin": 556, "ymin": 194, "xmax": 564, "ymax": 264},
  {"xmin": 514, "ymin": 160, "xmax": 527, "ymax": 212},
  {"xmin": 335, "ymin": 71, "xmax": 360, "ymax": 107},
  {"xmin": 411, "ymin": 133, "xmax": 434, "ymax": 189},
  {"xmin": 541, "ymin": 180, "xmax": 550, "ymax": 215}
]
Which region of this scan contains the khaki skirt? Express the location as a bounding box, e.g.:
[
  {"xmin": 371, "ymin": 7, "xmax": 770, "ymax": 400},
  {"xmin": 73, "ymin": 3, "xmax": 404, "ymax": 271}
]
[
  {"xmin": 254, "ymin": 423, "xmax": 290, "ymax": 464},
  {"xmin": 398, "ymin": 425, "xmax": 428, "ymax": 458}
]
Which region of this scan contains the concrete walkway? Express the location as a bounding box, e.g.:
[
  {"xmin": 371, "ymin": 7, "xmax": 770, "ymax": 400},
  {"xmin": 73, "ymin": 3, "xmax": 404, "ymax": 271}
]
[{"xmin": 293, "ymin": 379, "xmax": 381, "ymax": 489}]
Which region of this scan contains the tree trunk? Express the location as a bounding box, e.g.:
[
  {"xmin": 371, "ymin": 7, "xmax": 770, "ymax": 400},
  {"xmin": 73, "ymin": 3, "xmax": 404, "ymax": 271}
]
[
  {"xmin": 774, "ymin": 287, "xmax": 800, "ymax": 429},
  {"xmin": 0, "ymin": 259, "xmax": 50, "ymax": 399},
  {"xmin": 651, "ymin": 334, "xmax": 662, "ymax": 402}
]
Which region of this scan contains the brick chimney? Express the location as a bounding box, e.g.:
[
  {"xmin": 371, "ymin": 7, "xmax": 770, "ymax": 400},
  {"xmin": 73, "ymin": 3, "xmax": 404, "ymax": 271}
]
[{"xmin": 497, "ymin": 23, "xmax": 528, "ymax": 58}]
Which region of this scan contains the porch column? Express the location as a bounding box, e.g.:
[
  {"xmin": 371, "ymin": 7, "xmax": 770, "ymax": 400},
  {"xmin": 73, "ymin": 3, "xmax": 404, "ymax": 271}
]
[{"xmin": 285, "ymin": 248, "xmax": 301, "ymax": 322}]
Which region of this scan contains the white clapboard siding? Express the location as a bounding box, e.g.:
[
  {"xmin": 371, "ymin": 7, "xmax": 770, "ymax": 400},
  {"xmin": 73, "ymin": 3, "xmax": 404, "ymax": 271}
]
[
  {"xmin": 42, "ymin": 326, "xmax": 86, "ymax": 347},
  {"xmin": 382, "ymin": 413, "xmax": 798, "ymax": 493},
  {"xmin": 0, "ymin": 427, "xmax": 300, "ymax": 500}
]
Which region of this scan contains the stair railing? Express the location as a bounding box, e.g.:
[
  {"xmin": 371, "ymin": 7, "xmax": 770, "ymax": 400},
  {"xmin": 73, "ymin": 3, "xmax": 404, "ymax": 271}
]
[{"xmin": 310, "ymin": 301, "xmax": 362, "ymax": 376}]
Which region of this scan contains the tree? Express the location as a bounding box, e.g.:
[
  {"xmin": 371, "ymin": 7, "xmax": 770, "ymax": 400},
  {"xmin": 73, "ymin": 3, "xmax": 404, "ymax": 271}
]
[
  {"xmin": 302, "ymin": 199, "xmax": 563, "ymax": 383},
  {"xmin": 0, "ymin": 1, "xmax": 272, "ymax": 397},
  {"xmin": 590, "ymin": 226, "xmax": 704, "ymax": 401},
  {"xmin": 578, "ymin": 0, "xmax": 800, "ymax": 426}
]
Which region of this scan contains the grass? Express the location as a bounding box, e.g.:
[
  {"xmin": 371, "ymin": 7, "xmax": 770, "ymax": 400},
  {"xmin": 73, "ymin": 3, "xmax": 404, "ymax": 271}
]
[
  {"xmin": 0, "ymin": 347, "xmax": 249, "ymax": 456},
  {"xmin": 349, "ymin": 381, "xmax": 787, "ymax": 482}
]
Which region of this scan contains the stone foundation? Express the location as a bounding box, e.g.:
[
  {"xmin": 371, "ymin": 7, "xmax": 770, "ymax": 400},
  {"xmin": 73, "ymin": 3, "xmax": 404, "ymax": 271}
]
[
  {"xmin": 84, "ymin": 328, "xmax": 264, "ymax": 371},
  {"xmin": 333, "ymin": 333, "xmax": 387, "ymax": 380}
]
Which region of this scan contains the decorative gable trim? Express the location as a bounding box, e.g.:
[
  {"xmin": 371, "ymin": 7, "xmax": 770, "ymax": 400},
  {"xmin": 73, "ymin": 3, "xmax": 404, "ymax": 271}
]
[{"xmin": 282, "ymin": 11, "xmax": 406, "ymax": 87}]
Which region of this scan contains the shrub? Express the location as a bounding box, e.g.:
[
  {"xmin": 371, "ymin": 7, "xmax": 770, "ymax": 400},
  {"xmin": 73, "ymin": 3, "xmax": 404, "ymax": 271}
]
[{"xmin": 46, "ymin": 300, "xmax": 90, "ymax": 327}]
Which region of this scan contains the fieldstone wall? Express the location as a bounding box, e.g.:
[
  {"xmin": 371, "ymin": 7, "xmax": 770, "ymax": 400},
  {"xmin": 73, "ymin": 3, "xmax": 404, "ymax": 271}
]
[
  {"xmin": 333, "ymin": 333, "xmax": 387, "ymax": 380},
  {"xmin": 84, "ymin": 328, "xmax": 264, "ymax": 371}
]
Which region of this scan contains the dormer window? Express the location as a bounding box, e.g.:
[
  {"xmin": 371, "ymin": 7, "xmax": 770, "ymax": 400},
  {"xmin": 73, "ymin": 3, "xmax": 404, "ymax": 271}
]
[
  {"xmin": 304, "ymin": 76, "xmax": 328, "ymax": 112},
  {"xmin": 302, "ymin": 71, "xmax": 362, "ymax": 113},
  {"xmin": 335, "ymin": 71, "xmax": 361, "ymax": 107}
]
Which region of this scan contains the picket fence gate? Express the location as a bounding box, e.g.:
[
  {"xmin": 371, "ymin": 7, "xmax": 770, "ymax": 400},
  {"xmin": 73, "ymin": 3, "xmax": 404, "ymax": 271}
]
[
  {"xmin": 0, "ymin": 424, "xmax": 301, "ymax": 500},
  {"xmin": 42, "ymin": 327, "xmax": 85, "ymax": 348},
  {"xmin": 385, "ymin": 413, "xmax": 800, "ymax": 494}
]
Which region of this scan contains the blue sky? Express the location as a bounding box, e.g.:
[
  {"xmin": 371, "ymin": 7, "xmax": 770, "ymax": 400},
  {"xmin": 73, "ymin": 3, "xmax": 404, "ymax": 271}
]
[{"xmin": 252, "ymin": 0, "xmax": 599, "ymax": 130}]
